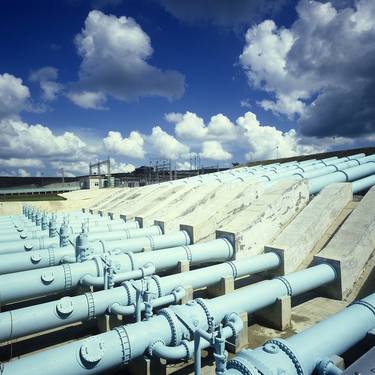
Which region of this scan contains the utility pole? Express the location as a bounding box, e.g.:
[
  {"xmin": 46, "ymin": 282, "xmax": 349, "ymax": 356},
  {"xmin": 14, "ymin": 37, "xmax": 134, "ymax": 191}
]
[{"xmin": 59, "ymin": 168, "xmax": 65, "ymax": 184}]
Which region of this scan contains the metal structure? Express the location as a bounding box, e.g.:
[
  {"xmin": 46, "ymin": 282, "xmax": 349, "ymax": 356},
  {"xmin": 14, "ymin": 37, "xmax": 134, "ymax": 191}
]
[{"xmin": 89, "ymin": 158, "xmax": 111, "ymax": 176}]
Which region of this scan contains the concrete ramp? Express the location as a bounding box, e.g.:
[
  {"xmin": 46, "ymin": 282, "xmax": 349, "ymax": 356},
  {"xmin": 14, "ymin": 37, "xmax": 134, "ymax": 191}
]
[
  {"xmin": 314, "ymin": 185, "xmax": 375, "ymax": 299},
  {"xmin": 265, "ymin": 183, "xmax": 353, "ymax": 274},
  {"xmin": 217, "ymin": 179, "xmax": 309, "ymax": 259},
  {"xmin": 168, "ymin": 181, "xmax": 265, "ymax": 241}
]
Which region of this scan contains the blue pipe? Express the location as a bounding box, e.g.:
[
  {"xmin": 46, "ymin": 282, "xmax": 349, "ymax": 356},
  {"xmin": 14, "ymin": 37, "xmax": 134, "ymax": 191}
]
[
  {"xmin": 0, "ymin": 264, "xmax": 336, "ymax": 375},
  {"xmin": 0, "ymin": 238, "xmax": 233, "ymax": 305},
  {"xmin": 226, "ymin": 293, "xmax": 375, "ymax": 375},
  {"xmin": 0, "ymin": 252, "xmax": 280, "ymax": 341}
]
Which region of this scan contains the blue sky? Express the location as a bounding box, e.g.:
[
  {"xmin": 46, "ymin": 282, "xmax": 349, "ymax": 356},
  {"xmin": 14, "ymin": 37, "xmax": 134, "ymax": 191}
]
[{"xmin": 0, "ymin": 0, "xmax": 374, "ymax": 177}]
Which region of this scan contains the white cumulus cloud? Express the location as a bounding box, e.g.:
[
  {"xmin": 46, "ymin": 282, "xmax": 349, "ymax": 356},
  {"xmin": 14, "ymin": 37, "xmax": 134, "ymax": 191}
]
[
  {"xmin": 200, "ymin": 140, "xmax": 232, "ymax": 160},
  {"xmin": 103, "ymin": 130, "xmax": 145, "ymax": 159},
  {"xmin": 68, "ymin": 10, "xmax": 185, "ymax": 108},
  {"xmin": 0, "ymin": 73, "xmax": 30, "ymax": 119},
  {"xmin": 29, "ymin": 66, "xmax": 62, "ymax": 101}
]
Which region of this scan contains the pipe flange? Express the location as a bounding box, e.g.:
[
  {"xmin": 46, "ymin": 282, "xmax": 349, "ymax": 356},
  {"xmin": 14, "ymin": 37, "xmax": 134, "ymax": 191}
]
[
  {"xmin": 24, "ymin": 242, "xmax": 33, "ymax": 251},
  {"xmin": 316, "ymin": 358, "xmax": 335, "ymax": 375},
  {"xmin": 195, "ymin": 298, "xmax": 215, "ymax": 333},
  {"xmin": 180, "ymin": 339, "xmax": 193, "ymax": 360},
  {"xmin": 182, "ymin": 246, "xmax": 192, "ymax": 262},
  {"xmin": 265, "ymin": 339, "xmax": 304, "ymax": 375},
  {"xmin": 114, "ymin": 326, "xmax": 131, "ymax": 365},
  {"xmin": 85, "ymin": 292, "xmax": 96, "ymax": 319},
  {"xmin": 48, "ymin": 247, "xmax": 56, "ymax": 266},
  {"xmin": 147, "ymin": 339, "xmax": 165, "ymax": 357},
  {"xmin": 226, "ymin": 261, "xmax": 238, "ymax": 278},
  {"xmin": 121, "ymin": 283, "xmax": 133, "ymax": 306},
  {"xmin": 150, "ymin": 274, "xmax": 162, "ymax": 297},
  {"xmin": 226, "ymin": 359, "xmax": 260, "ymax": 375},
  {"xmin": 158, "ymin": 308, "xmax": 182, "ymax": 346},
  {"xmin": 275, "ymin": 276, "xmax": 293, "ymax": 296},
  {"xmin": 62, "ymin": 263, "xmax": 73, "ymax": 289},
  {"xmin": 350, "ymin": 299, "xmax": 375, "ymax": 316}
]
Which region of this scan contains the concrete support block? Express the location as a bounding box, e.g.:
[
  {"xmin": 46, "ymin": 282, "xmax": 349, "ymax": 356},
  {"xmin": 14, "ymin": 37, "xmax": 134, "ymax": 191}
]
[
  {"xmin": 96, "ymin": 314, "xmax": 122, "ymax": 333},
  {"xmin": 98, "ymin": 210, "xmax": 104, "ymax": 217},
  {"xmin": 154, "ymin": 220, "xmax": 175, "ymax": 234},
  {"xmin": 226, "ymin": 311, "xmax": 248, "ymax": 354},
  {"xmin": 119, "ymin": 214, "xmax": 127, "ymax": 222},
  {"xmin": 176, "ymin": 259, "xmax": 190, "ymax": 273},
  {"xmin": 330, "ymin": 354, "xmax": 345, "ymax": 370},
  {"xmin": 265, "ymin": 183, "xmax": 353, "ymax": 274},
  {"xmin": 180, "ymin": 285, "xmax": 193, "ymax": 304},
  {"xmin": 136, "ymin": 216, "xmax": 153, "ymax": 229},
  {"xmin": 128, "ymin": 356, "xmax": 167, "ymax": 375},
  {"xmin": 253, "ymin": 295, "xmax": 292, "ymax": 331},
  {"xmin": 219, "ymin": 180, "xmax": 309, "ymax": 260},
  {"xmin": 314, "ymin": 186, "xmax": 375, "ymax": 300},
  {"xmin": 179, "ymin": 224, "xmax": 195, "ymax": 244},
  {"xmin": 207, "ymin": 276, "xmax": 234, "ymax": 298},
  {"xmin": 89, "ymin": 209, "xmax": 95, "ymax": 215}
]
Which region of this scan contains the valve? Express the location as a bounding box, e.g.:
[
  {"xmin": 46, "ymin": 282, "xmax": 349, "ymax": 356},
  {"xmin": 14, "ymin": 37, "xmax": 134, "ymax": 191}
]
[{"xmin": 59, "ymin": 221, "xmax": 70, "ymax": 247}]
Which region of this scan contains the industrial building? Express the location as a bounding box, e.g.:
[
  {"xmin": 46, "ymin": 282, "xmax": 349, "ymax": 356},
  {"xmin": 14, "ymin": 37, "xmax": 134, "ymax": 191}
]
[{"xmin": 0, "ymin": 149, "xmax": 374, "ymax": 375}]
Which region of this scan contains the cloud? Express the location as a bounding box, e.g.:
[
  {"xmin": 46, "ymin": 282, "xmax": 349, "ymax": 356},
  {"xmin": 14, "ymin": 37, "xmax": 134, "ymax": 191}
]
[
  {"xmin": 103, "ymin": 130, "xmax": 145, "ymax": 159},
  {"xmin": 155, "ymin": 0, "xmax": 288, "ymax": 27},
  {"xmin": 0, "ymin": 158, "xmax": 44, "ymax": 168},
  {"xmin": 240, "ymin": 99, "xmax": 252, "ymax": 108},
  {"xmin": 240, "ymin": 0, "xmax": 375, "ymax": 138},
  {"xmin": 50, "ymin": 160, "xmax": 89, "ymax": 175},
  {"xmin": 200, "ymin": 140, "xmax": 232, "ymax": 160},
  {"xmin": 0, "ymin": 117, "xmax": 92, "ymax": 161},
  {"xmin": 149, "ymin": 126, "xmax": 189, "ymax": 160},
  {"xmin": 0, "ymin": 73, "xmax": 30, "ymax": 119},
  {"xmin": 68, "ymin": 10, "xmax": 185, "ymax": 108},
  {"xmin": 17, "ymin": 168, "xmax": 31, "ymax": 177},
  {"xmin": 176, "ymin": 161, "xmax": 191, "ymax": 170},
  {"xmin": 110, "ymin": 158, "xmax": 135, "ymax": 173},
  {"xmin": 29, "ymin": 66, "xmax": 62, "ymax": 101},
  {"xmin": 168, "ymin": 111, "xmax": 236, "ymax": 141},
  {"xmin": 67, "ymin": 91, "xmax": 107, "ymax": 109}
]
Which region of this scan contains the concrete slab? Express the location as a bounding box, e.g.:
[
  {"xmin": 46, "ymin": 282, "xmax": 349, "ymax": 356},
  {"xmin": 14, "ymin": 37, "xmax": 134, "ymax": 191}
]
[
  {"xmin": 218, "ymin": 180, "xmax": 309, "ymax": 259},
  {"xmin": 314, "ymin": 185, "xmax": 375, "ymax": 300},
  {"xmin": 177, "ymin": 181, "xmax": 265, "ymax": 242},
  {"xmin": 265, "ymin": 183, "xmax": 353, "ymax": 274}
]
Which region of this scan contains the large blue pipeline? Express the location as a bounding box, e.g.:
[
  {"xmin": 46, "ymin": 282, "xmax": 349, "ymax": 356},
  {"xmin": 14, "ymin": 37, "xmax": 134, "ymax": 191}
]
[
  {"xmin": 226, "ymin": 292, "xmax": 375, "ymax": 374},
  {"xmin": 0, "ymin": 252, "xmax": 281, "ymax": 341},
  {"xmin": 0, "ymin": 237, "xmax": 233, "ymax": 305},
  {"xmin": 0, "ymin": 264, "xmax": 338, "ymax": 375},
  {"xmin": 0, "ymin": 229, "xmax": 191, "ymax": 274}
]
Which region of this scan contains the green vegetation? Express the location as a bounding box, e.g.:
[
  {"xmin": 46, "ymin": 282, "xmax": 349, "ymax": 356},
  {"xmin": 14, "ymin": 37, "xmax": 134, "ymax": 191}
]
[{"xmin": 0, "ymin": 194, "xmax": 66, "ymax": 202}]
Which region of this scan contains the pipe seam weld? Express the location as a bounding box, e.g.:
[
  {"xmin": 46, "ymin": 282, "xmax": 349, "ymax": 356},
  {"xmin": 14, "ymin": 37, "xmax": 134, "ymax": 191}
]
[
  {"xmin": 227, "ymin": 261, "xmax": 238, "ymax": 278},
  {"xmin": 113, "ymin": 326, "xmax": 131, "ymax": 365},
  {"xmin": 350, "ymin": 299, "xmax": 375, "ymax": 316},
  {"xmin": 275, "ymin": 276, "xmax": 293, "ymax": 296},
  {"xmin": 266, "ymin": 339, "xmax": 304, "ymax": 375},
  {"xmin": 125, "ymin": 251, "xmax": 135, "ymax": 270},
  {"xmin": 146, "ymin": 234, "xmax": 155, "ymax": 249},
  {"xmin": 182, "ymin": 246, "xmax": 193, "ymax": 262}
]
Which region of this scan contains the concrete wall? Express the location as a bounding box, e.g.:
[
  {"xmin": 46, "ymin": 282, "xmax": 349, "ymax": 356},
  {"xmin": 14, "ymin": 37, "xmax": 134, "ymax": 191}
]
[
  {"xmin": 314, "ymin": 185, "xmax": 375, "ymax": 300},
  {"xmin": 265, "ymin": 183, "xmax": 353, "ymax": 274}
]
